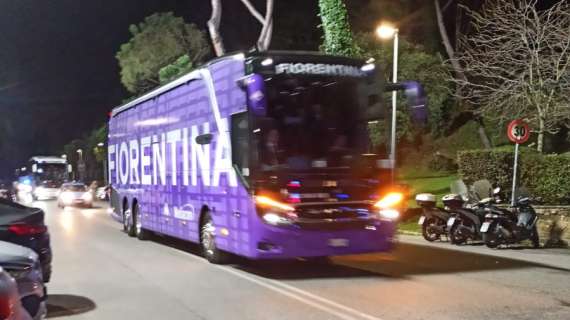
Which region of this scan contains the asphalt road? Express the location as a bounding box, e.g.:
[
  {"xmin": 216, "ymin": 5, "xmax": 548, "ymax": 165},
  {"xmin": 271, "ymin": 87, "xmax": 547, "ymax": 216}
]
[{"xmin": 32, "ymin": 200, "xmax": 570, "ymax": 320}]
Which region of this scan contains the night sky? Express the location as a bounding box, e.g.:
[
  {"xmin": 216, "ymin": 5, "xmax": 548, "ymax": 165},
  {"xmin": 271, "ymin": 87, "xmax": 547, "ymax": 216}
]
[
  {"xmin": 0, "ymin": 0, "xmax": 560, "ymax": 178},
  {"xmin": 0, "ymin": 0, "xmax": 319, "ymax": 177}
]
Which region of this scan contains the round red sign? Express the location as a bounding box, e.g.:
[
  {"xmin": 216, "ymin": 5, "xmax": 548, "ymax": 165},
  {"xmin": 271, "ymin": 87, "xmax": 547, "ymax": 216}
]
[{"xmin": 507, "ymin": 119, "xmax": 530, "ymax": 144}]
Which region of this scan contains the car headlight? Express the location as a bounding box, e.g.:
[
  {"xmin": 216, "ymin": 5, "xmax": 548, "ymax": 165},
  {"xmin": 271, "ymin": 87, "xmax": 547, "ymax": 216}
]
[
  {"xmin": 82, "ymin": 192, "xmax": 93, "ymax": 201},
  {"xmin": 61, "ymin": 192, "xmax": 74, "ymax": 203},
  {"xmin": 379, "ymin": 209, "xmax": 400, "ymax": 220}
]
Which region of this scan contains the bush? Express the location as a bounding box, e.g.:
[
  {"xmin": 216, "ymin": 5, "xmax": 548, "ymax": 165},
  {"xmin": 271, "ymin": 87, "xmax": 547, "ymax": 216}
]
[{"xmin": 457, "ymin": 149, "xmax": 570, "ymax": 204}]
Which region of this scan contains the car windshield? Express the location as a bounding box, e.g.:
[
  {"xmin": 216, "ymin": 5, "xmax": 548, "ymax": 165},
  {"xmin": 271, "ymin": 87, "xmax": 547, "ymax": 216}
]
[
  {"xmin": 63, "ymin": 185, "xmax": 87, "ymax": 192},
  {"xmin": 255, "ymin": 75, "xmax": 376, "ymax": 171}
]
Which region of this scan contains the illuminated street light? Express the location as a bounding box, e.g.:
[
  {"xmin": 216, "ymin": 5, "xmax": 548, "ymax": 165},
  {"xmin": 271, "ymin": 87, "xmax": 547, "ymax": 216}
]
[
  {"xmin": 376, "ymin": 24, "xmax": 398, "ymax": 39},
  {"xmin": 97, "ymin": 142, "xmax": 104, "ymax": 147},
  {"xmin": 376, "ymin": 23, "xmax": 399, "ymax": 182}
]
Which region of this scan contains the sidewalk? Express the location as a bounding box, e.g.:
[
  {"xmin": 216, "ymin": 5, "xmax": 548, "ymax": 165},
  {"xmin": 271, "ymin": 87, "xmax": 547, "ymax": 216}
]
[{"xmin": 398, "ymin": 234, "xmax": 570, "ymax": 270}]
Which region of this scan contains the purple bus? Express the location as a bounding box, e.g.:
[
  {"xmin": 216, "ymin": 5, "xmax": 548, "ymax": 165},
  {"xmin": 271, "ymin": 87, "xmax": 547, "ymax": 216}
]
[{"xmin": 108, "ymin": 51, "xmax": 424, "ymax": 263}]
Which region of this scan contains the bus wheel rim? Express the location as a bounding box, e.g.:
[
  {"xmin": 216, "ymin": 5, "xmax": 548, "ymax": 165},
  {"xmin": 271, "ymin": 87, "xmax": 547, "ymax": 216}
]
[{"xmin": 202, "ymin": 222, "xmax": 215, "ymax": 256}]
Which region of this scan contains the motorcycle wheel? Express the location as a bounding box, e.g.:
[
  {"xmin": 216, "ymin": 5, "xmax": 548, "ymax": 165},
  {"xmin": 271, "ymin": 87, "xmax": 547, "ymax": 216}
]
[
  {"xmin": 449, "ymin": 223, "xmax": 467, "ymax": 245},
  {"xmin": 482, "ymin": 222, "xmax": 501, "ymax": 248},
  {"xmin": 422, "ymin": 218, "xmax": 441, "ymax": 242}
]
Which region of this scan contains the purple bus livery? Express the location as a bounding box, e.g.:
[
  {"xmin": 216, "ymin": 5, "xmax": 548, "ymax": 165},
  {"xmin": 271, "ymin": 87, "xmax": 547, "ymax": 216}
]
[{"xmin": 108, "ymin": 51, "xmax": 425, "ymax": 263}]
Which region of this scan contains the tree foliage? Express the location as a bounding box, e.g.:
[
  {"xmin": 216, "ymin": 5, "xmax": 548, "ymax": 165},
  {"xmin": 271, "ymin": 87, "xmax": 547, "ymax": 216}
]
[
  {"xmin": 357, "ymin": 33, "xmax": 452, "ymax": 145},
  {"xmin": 318, "ymin": 0, "xmax": 359, "ymax": 57},
  {"xmin": 454, "ymin": 0, "xmax": 570, "ymax": 152},
  {"xmin": 116, "ymin": 12, "xmax": 210, "ymax": 94},
  {"xmin": 158, "ymin": 55, "xmax": 194, "ymax": 84}
]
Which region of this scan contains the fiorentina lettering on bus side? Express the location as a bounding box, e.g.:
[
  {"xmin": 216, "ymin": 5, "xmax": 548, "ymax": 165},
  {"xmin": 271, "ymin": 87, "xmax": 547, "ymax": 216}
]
[{"xmin": 108, "ymin": 118, "xmax": 237, "ymax": 188}]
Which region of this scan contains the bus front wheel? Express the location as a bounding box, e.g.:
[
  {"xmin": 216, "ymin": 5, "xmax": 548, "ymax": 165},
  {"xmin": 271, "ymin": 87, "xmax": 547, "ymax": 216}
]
[{"xmin": 200, "ymin": 212, "xmax": 230, "ymax": 264}]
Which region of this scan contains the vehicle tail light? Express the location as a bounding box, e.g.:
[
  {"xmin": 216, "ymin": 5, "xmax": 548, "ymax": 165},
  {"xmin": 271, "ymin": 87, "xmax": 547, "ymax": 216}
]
[
  {"xmin": 0, "ymin": 295, "xmax": 13, "ymax": 320},
  {"xmin": 8, "ymin": 224, "xmax": 47, "ymax": 236}
]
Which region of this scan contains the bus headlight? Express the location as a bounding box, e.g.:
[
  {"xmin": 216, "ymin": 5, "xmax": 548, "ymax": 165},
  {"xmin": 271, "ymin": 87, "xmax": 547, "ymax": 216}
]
[
  {"xmin": 256, "ymin": 196, "xmax": 296, "ymax": 226},
  {"xmin": 374, "ymin": 192, "xmax": 404, "ymax": 209},
  {"xmin": 379, "ymin": 209, "xmax": 400, "ymax": 220},
  {"xmin": 262, "ymin": 213, "xmax": 293, "ymax": 226},
  {"xmin": 18, "ymin": 184, "xmax": 33, "ymax": 193}
]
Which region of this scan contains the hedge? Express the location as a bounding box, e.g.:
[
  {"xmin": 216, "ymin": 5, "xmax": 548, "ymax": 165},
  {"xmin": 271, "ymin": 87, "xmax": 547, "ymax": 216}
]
[{"xmin": 457, "ymin": 149, "xmax": 570, "ymax": 204}]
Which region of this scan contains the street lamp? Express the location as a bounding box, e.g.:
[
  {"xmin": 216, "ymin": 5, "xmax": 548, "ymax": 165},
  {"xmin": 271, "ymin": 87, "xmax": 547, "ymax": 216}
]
[
  {"xmin": 376, "ymin": 23, "xmax": 399, "ymax": 182},
  {"xmin": 95, "ymin": 142, "xmax": 107, "ymax": 184}
]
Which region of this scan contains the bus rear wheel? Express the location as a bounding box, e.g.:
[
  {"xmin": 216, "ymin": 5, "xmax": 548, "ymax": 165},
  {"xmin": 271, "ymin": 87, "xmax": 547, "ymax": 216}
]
[
  {"xmin": 133, "ymin": 203, "xmax": 150, "ymax": 241},
  {"xmin": 123, "ymin": 207, "xmax": 135, "ymax": 237},
  {"xmin": 200, "ymin": 212, "xmax": 230, "ymax": 264}
]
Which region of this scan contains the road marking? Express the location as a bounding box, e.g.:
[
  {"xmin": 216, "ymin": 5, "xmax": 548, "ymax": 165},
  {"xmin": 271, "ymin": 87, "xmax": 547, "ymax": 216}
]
[{"xmin": 172, "ymin": 249, "xmax": 383, "ymax": 320}]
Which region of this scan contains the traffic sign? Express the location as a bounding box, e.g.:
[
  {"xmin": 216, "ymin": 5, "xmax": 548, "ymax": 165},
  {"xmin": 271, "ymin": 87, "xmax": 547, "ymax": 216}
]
[{"xmin": 507, "ymin": 119, "xmax": 530, "ymax": 144}]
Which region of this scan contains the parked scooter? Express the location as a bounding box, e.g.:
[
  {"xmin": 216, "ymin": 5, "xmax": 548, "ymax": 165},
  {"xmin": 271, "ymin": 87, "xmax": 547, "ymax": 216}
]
[
  {"xmin": 415, "ymin": 193, "xmax": 453, "ymax": 241},
  {"xmin": 447, "ymin": 181, "xmax": 505, "ymax": 244},
  {"xmin": 480, "ymin": 196, "xmax": 540, "ymax": 248}
]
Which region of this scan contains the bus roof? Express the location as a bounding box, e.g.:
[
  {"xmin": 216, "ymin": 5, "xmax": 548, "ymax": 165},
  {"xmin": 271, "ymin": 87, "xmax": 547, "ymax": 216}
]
[
  {"xmin": 110, "ymin": 51, "xmax": 369, "ymax": 118},
  {"xmin": 30, "ymin": 156, "xmax": 67, "ymax": 164}
]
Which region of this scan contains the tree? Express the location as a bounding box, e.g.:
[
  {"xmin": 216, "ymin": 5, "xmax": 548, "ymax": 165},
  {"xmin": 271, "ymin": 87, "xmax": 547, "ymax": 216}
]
[
  {"xmin": 356, "ymin": 33, "xmax": 452, "ymax": 144},
  {"xmin": 158, "ymin": 55, "xmax": 195, "ymax": 84},
  {"xmin": 454, "ymin": 0, "xmax": 570, "ymax": 152},
  {"xmin": 318, "ymin": 0, "xmax": 359, "ymax": 57},
  {"xmin": 434, "ymin": 0, "xmax": 492, "ymax": 149},
  {"xmin": 116, "ymin": 12, "xmax": 210, "ymax": 94}
]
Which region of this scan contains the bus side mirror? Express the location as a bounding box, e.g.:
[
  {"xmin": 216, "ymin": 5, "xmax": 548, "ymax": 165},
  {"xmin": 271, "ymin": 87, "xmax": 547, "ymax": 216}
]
[
  {"xmin": 237, "ymin": 74, "xmax": 267, "ymax": 117},
  {"xmin": 385, "ymin": 81, "xmax": 428, "ymax": 126},
  {"xmin": 195, "ymin": 133, "xmax": 213, "ymax": 145}
]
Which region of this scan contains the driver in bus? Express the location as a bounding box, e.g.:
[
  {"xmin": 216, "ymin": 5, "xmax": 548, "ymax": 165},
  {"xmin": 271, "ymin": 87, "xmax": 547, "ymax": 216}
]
[{"xmin": 261, "ymin": 128, "xmax": 281, "ymax": 171}]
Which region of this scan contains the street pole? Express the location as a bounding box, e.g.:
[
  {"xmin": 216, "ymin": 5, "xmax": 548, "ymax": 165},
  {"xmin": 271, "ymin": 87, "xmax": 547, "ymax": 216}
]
[
  {"xmin": 390, "ymin": 31, "xmax": 399, "ymax": 182},
  {"xmin": 511, "ymin": 143, "xmax": 519, "ymax": 206}
]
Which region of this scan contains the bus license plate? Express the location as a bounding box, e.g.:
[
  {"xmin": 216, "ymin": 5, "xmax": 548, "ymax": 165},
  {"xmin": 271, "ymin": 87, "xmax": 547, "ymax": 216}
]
[
  {"xmin": 447, "ymin": 217, "xmax": 456, "ymax": 227},
  {"xmin": 328, "ymin": 238, "xmax": 349, "ymax": 247},
  {"xmin": 480, "ymin": 222, "xmax": 491, "ymax": 233},
  {"xmin": 418, "ymin": 216, "xmax": 426, "ymax": 225}
]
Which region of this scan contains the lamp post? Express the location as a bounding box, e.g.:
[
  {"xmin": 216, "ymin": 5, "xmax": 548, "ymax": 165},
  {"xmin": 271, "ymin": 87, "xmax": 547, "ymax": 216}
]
[
  {"xmin": 376, "ymin": 23, "xmax": 399, "ymax": 182},
  {"xmin": 96, "ymin": 142, "xmax": 107, "ymax": 184},
  {"xmin": 76, "ymin": 149, "xmax": 84, "ymax": 182}
]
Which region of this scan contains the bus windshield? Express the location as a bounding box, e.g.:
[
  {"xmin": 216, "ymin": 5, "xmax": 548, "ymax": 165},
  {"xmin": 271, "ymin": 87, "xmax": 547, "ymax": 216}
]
[
  {"xmin": 255, "ymin": 75, "xmax": 378, "ymax": 172},
  {"xmin": 36, "ymin": 163, "xmax": 67, "ymax": 181}
]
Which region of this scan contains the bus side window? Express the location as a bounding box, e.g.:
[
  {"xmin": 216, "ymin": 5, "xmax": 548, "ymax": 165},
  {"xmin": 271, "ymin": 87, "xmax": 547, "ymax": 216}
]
[{"xmin": 231, "ymin": 112, "xmax": 250, "ymax": 177}]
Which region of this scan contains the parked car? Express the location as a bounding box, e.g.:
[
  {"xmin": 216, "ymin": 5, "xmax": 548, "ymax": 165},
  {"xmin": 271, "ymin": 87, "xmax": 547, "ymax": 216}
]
[
  {"xmin": 0, "ymin": 267, "xmax": 32, "ymax": 320},
  {"xmin": 0, "ymin": 180, "xmax": 15, "ymax": 201},
  {"xmin": 0, "ymin": 199, "xmax": 52, "ymax": 283},
  {"xmin": 0, "ymin": 241, "xmax": 47, "ymax": 320},
  {"xmin": 57, "ymin": 182, "xmax": 93, "ymax": 208}
]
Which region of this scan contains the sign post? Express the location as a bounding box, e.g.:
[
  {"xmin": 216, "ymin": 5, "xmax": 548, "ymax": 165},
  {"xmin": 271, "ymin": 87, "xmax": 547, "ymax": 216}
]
[{"xmin": 507, "ymin": 119, "xmax": 530, "ymax": 206}]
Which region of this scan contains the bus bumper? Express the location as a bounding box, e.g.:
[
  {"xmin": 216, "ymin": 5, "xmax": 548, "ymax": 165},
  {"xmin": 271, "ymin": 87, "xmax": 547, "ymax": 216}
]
[{"xmin": 248, "ymin": 220, "xmax": 397, "ymax": 259}]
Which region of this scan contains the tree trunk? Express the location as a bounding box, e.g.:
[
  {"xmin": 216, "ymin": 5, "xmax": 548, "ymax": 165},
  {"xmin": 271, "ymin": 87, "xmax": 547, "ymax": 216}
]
[
  {"xmin": 208, "ymin": 0, "xmax": 225, "ymax": 56},
  {"xmin": 537, "ymin": 117, "xmax": 545, "ymax": 153},
  {"xmin": 434, "ymin": 0, "xmax": 491, "ymax": 149},
  {"xmin": 240, "ymin": 0, "xmax": 274, "ymax": 51}
]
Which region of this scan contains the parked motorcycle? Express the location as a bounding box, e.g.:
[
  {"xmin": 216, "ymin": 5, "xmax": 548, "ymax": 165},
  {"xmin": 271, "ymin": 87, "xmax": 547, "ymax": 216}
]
[
  {"xmin": 415, "ymin": 193, "xmax": 453, "ymax": 241},
  {"xmin": 447, "ymin": 183, "xmax": 505, "ymax": 245},
  {"xmin": 480, "ymin": 196, "xmax": 540, "ymax": 248}
]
